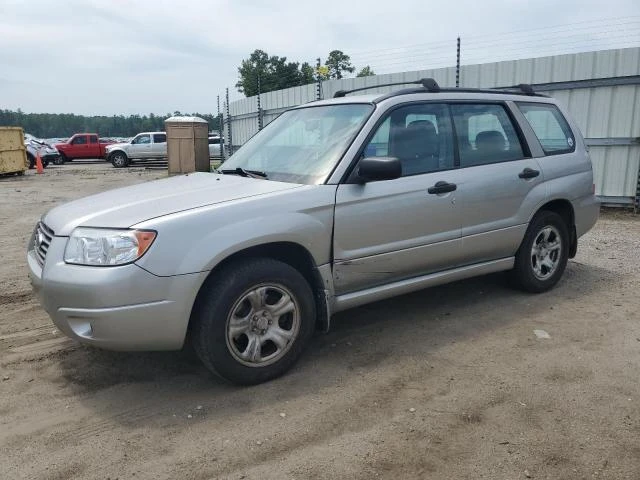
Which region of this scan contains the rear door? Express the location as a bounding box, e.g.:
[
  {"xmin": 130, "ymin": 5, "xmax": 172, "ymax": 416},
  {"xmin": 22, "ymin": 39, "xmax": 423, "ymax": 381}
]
[
  {"xmin": 333, "ymin": 102, "xmax": 465, "ymax": 294},
  {"xmin": 450, "ymin": 102, "xmax": 545, "ymax": 265},
  {"xmin": 129, "ymin": 134, "xmax": 152, "ymax": 159},
  {"xmin": 152, "ymin": 133, "xmax": 167, "ymax": 157},
  {"xmin": 88, "ymin": 135, "xmax": 100, "ymax": 158}
]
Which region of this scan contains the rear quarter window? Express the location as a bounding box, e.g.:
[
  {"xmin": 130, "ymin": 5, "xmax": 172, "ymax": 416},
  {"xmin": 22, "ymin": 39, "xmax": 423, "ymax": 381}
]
[{"xmin": 517, "ymin": 103, "xmax": 575, "ymax": 155}]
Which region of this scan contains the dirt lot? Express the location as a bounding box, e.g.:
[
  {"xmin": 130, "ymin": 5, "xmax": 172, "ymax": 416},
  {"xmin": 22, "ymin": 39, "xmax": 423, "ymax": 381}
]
[{"xmin": 1, "ymin": 164, "xmax": 639, "ymax": 480}]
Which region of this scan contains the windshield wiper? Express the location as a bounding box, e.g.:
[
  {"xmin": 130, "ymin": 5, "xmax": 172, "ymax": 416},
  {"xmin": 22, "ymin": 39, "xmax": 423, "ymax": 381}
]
[{"xmin": 218, "ymin": 167, "xmax": 268, "ymax": 179}]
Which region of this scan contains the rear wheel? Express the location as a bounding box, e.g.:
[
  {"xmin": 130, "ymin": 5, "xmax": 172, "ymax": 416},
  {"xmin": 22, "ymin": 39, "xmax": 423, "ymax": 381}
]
[
  {"xmin": 27, "ymin": 154, "xmax": 35, "ymax": 169},
  {"xmin": 513, "ymin": 211, "xmax": 569, "ymax": 293},
  {"xmin": 192, "ymin": 258, "xmax": 316, "ymax": 385},
  {"xmin": 110, "ymin": 151, "xmax": 129, "ymax": 168}
]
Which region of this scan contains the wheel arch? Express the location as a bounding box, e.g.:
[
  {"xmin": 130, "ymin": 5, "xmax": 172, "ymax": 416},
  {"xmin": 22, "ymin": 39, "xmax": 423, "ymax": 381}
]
[
  {"xmin": 186, "ymin": 241, "xmax": 330, "ymax": 342},
  {"xmin": 532, "ymin": 198, "xmax": 577, "ymax": 258}
]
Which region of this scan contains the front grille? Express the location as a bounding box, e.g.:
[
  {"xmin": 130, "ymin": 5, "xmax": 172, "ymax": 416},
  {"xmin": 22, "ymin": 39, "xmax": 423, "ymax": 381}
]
[{"xmin": 33, "ymin": 222, "xmax": 54, "ymax": 266}]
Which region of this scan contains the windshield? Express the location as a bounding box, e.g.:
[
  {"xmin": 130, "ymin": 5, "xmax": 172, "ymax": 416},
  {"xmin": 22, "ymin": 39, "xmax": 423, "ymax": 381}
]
[{"xmin": 220, "ymin": 104, "xmax": 373, "ymax": 184}]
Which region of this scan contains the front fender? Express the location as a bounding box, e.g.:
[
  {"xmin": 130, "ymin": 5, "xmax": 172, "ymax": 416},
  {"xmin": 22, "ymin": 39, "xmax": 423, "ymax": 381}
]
[{"xmin": 133, "ymin": 186, "xmax": 337, "ymax": 277}]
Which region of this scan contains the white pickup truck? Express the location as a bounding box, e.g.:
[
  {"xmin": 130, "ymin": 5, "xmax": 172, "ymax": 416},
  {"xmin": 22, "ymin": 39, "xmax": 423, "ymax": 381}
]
[
  {"xmin": 107, "ymin": 132, "xmax": 224, "ymax": 167},
  {"xmin": 106, "ymin": 132, "xmax": 167, "ymax": 168}
]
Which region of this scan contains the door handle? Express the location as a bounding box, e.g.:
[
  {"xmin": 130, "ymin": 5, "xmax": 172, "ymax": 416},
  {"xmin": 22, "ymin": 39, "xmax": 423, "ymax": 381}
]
[
  {"xmin": 428, "ymin": 181, "xmax": 457, "ymax": 194},
  {"xmin": 518, "ymin": 168, "xmax": 540, "ymax": 179}
]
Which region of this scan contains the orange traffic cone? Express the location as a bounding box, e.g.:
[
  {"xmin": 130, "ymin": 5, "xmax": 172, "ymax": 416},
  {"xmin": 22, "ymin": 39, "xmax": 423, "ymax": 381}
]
[{"xmin": 35, "ymin": 152, "xmax": 44, "ymax": 174}]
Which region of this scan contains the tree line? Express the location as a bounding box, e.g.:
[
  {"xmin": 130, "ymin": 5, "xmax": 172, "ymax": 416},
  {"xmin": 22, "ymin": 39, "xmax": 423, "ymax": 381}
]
[
  {"xmin": 0, "ymin": 109, "xmax": 222, "ymax": 139},
  {"xmin": 236, "ymin": 49, "xmax": 375, "ymax": 97}
]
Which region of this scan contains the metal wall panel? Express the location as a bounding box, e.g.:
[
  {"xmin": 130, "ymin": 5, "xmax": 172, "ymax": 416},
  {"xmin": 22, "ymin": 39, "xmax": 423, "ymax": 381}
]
[{"xmin": 224, "ymin": 47, "xmax": 640, "ymax": 203}]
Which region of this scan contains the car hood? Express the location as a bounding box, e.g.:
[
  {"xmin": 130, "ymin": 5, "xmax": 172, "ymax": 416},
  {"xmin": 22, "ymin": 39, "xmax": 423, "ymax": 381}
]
[
  {"xmin": 105, "ymin": 142, "xmax": 129, "ymax": 150},
  {"xmin": 43, "ymin": 173, "xmax": 301, "ymax": 235}
]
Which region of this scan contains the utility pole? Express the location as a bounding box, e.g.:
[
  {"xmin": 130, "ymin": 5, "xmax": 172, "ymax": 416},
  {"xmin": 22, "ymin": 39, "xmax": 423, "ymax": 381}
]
[
  {"xmin": 217, "ymin": 94, "xmax": 224, "ymax": 162},
  {"xmin": 225, "ymin": 87, "xmax": 232, "ymax": 157},
  {"xmin": 316, "ymin": 57, "xmax": 322, "ymax": 100},
  {"xmin": 257, "ymin": 72, "xmax": 263, "ymax": 131},
  {"xmin": 456, "ymin": 37, "xmax": 461, "ymax": 88}
]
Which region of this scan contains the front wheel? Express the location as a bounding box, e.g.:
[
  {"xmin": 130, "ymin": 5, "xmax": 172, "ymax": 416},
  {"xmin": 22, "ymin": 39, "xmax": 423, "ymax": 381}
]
[
  {"xmin": 53, "ymin": 154, "xmax": 65, "ymax": 165},
  {"xmin": 512, "ymin": 211, "xmax": 569, "ymax": 293},
  {"xmin": 110, "ymin": 151, "xmax": 129, "ymax": 168},
  {"xmin": 192, "ymin": 258, "xmax": 316, "ymax": 385}
]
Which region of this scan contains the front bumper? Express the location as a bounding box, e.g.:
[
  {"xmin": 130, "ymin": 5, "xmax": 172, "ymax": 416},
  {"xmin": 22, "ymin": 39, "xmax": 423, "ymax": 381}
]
[
  {"xmin": 42, "ymin": 153, "xmax": 60, "ymax": 163},
  {"xmin": 27, "ymin": 236, "xmax": 208, "ymax": 351}
]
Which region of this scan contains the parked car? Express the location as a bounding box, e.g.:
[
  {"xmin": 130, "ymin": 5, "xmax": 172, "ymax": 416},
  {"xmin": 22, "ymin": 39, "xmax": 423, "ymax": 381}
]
[
  {"xmin": 24, "ymin": 134, "xmax": 60, "ymax": 168},
  {"xmin": 208, "ymin": 136, "xmax": 225, "ymax": 158},
  {"xmin": 54, "ymin": 134, "xmax": 115, "ymax": 163},
  {"xmin": 105, "ymin": 132, "xmax": 167, "ymax": 168},
  {"xmin": 27, "ymin": 79, "xmax": 599, "ymax": 385}
]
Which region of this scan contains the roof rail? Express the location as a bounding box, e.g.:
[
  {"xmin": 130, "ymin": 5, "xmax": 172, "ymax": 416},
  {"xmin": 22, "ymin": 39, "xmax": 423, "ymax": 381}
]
[
  {"xmin": 333, "ymin": 78, "xmax": 441, "ymax": 98},
  {"xmin": 333, "ymin": 78, "xmax": 546, "ymax": 101}
]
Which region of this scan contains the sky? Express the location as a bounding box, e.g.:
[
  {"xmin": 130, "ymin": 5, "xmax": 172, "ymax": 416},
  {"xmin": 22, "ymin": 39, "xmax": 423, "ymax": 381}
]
[{"xmin": 1, "ymin": 0, "xmax": 639, "ymax": 116}]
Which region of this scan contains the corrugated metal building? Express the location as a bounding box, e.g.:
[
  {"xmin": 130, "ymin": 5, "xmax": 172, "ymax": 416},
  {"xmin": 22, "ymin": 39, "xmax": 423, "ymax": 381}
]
[{"xmin": 225, "ymin": 47, "xmax": 640, "ymax": 206}]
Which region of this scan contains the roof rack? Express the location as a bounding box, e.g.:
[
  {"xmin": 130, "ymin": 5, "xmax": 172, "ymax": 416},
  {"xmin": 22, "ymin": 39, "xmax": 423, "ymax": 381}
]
[
  {"xmin": 333, "ymin": 78, "xmax": 546, "ymax": 100},
  {"xmin": 333, "ymin": 78, "xmax": 440, "ymax": 98}
]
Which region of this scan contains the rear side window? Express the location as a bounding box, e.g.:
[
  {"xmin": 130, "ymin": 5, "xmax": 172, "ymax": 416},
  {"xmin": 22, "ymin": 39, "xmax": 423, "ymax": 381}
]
[
  {"xmin": 89, "ymin": 135, "xmax": 98, "ymax": 144},
  {"xmin": 450, "ymin": 104, "xmax": 525, "ymax": 168},
  {"xmin": 153, "ymin": 134, "xmax": 166, "ymax": 143},
  {"xmin": 517, "ymin": 103, "xmax": 575, "ymax": 155}
]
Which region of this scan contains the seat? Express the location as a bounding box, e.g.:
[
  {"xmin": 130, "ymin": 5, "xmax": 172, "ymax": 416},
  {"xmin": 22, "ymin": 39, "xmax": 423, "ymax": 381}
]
[
  {"xmin": 475, "ymin": 130, "xmax": 506, "ymax": 156},
  {"xmin": 393, "ymin": 120, "xmax": 440, "ymax": 175}
]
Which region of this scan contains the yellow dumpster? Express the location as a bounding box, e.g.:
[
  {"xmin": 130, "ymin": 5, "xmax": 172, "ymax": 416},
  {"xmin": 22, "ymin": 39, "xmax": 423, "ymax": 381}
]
[{"xmin": 0, "ymin": 127, "xmax": 28, "ymax": 175}]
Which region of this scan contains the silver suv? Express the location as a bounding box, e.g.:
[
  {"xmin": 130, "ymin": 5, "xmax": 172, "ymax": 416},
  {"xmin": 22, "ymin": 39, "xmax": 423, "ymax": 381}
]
[{"xmin": 27, "ymin": 79, "xmax": 599, "ymax": 385}]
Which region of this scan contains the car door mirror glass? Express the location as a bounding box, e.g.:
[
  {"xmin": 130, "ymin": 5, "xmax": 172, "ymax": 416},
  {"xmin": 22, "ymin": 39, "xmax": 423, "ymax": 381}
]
[{"xmin": 357, "ymin": 156, "xmax": 402, "ymax": 183}]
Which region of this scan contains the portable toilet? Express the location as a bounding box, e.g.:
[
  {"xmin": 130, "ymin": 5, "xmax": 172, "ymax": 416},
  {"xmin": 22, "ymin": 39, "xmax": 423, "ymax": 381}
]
[{"xmin": 164, "ymin": 116, "xmax": 209, "ymax": 175}]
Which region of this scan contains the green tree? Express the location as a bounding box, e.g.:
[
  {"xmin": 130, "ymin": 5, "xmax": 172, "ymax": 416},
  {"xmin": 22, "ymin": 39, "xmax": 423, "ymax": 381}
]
[
  {"xmin": 299, "ymin": 62, "xmax": 316, "ymax": 85},
  {"xmin": 235, "ymin": 49, "xmax": 305, "ymax": 96},
  {"xmin": 356, "ymin": 65, "xmax": 375, "ymax": 77},
  {"xmin": 0, "ymin": 110, "xmax": 220, "ymax": 138},
  {"xmin": 325, "ymin": 50, "xmax": 355, "ymax": 79},
  {"xmin": 236, "ymin": 50, "xmax": 333, "ymax": 97},
  {"xmin": 235, "ymin": 49, "xmax": 270, "ymax": 97}
]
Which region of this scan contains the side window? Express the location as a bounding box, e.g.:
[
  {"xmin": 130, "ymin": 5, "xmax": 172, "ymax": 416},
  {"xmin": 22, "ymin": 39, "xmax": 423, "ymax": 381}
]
[
  {"xmin": 153, "ymin": 134, "xmax": 166, "ymax": 143},
  {"xmin": 450, "ymin": 104, "xmax": 525, "ymax": 168},
  {"xmin": 132, "ymin": 134, "xmax": 151, "ymax": 145},
  {"xmin": 89, "ymin": 135, "xmax": 98, "ymax": 144},
  {"xmin": 72, "ymin": 136, "xmax": 87, "ymax": 145},
  {"xmin": 363, "ymin": 103, "xmax": 454, "ymax": 176},
  {"xmin": 517, "ymin": 103, "xmax": 575, "ymax": 155},
  {"xmin": 208, "ymin": 138, "xmax": 220, "ymax": 145}
]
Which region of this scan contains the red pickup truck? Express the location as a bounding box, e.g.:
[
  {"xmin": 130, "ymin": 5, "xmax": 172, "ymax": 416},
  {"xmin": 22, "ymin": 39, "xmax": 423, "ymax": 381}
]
[{"xmin": 55, "ymin": 134, "xmax": 115, "ymax": 162}]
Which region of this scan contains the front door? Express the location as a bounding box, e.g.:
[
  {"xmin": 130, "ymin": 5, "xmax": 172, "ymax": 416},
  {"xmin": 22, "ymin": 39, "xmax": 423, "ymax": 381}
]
[
  {"xmin": 129, "ymin": 134, "xmax": 152, "ymax": 158},
  {"xmin": 333, "ymin": 103, "xmax": 465, "ymax": 295}
]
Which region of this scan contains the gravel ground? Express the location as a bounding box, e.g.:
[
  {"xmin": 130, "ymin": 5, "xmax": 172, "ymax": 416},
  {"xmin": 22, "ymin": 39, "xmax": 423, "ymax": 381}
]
[{"xmin": 1, "ymin": 164, "xmax": 639, "ymax": 480}]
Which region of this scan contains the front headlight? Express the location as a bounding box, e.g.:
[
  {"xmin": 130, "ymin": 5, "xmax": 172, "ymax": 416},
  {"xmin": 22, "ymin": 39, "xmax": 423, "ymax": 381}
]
[{"xmin": 64, "ymin": 228, "xmax": 157, "ymax": 266}]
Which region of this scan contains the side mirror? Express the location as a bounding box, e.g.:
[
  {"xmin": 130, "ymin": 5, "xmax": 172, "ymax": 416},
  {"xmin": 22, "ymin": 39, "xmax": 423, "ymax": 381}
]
[{"xmin": 357, "ymin": 156, "xmax": 402, "ymax": 183}]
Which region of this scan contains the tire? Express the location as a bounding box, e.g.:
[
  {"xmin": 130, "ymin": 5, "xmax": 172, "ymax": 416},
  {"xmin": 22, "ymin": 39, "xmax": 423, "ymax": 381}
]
[
  {"xmin": 110, "ymin": 151, "xmax": 129, "ymax": 168},
  {"xmin": 192, "ymin": 258, "xmax": 316, "ymax": 385},
  {"xmin": 54, "ymin": 154, "xmax": 65, "ymax": 165},
  {"xmin": 42, "ymin": 159, "xmax": 49, "ymax": 168},
  {"xmin": 513, "ymin": 211, "xmax": 569, "ymax": 293},
  {"xmin": 27, "ymin": 154, "xmax": 35, "ymax": 169}
]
